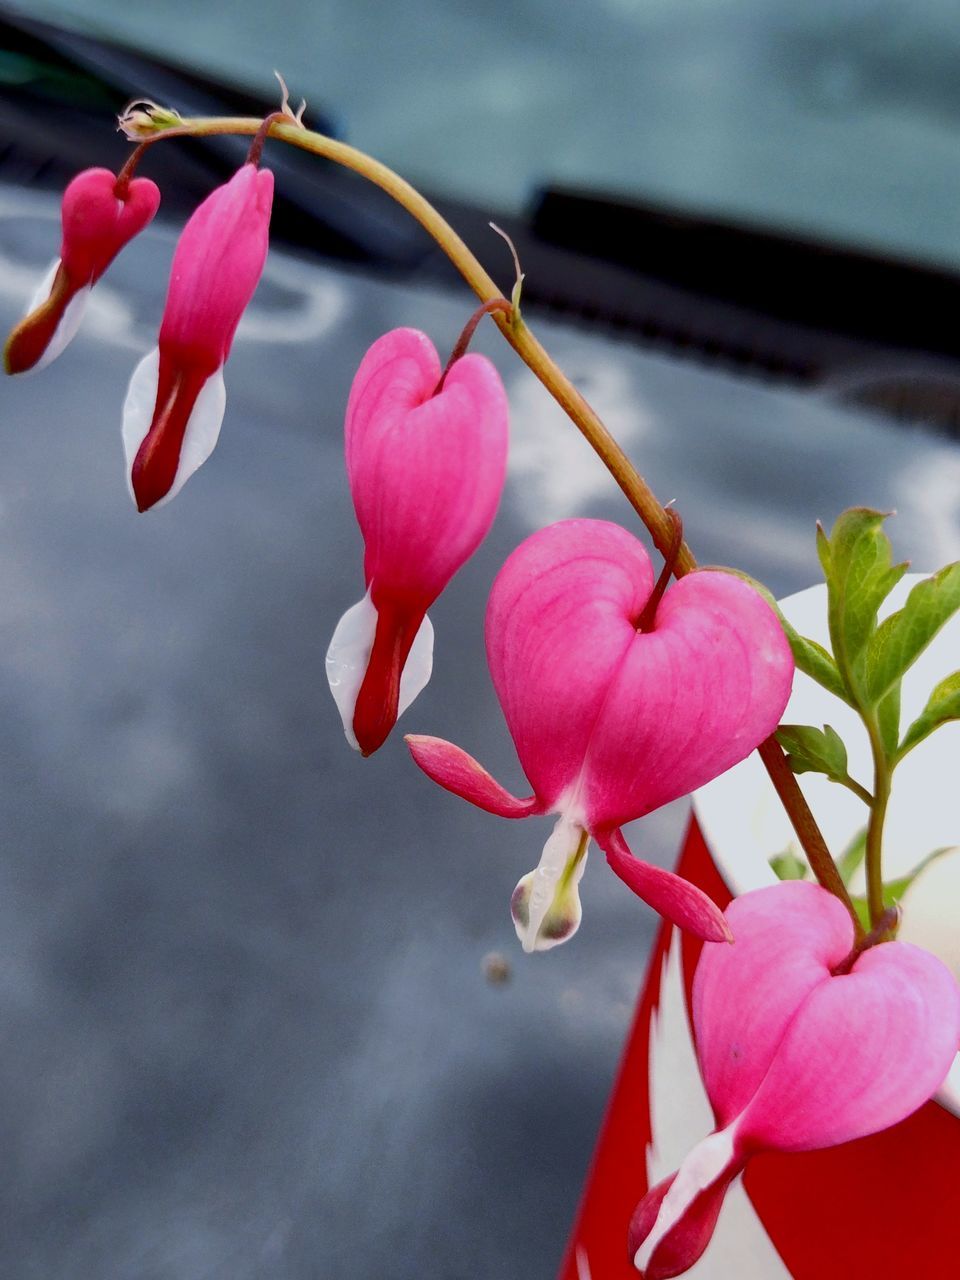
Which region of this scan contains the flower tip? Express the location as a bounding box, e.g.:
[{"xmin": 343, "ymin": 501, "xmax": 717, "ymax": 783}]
[
  {"xmin": 511, "ymin": 869, "xmax": 583, "ymax": 952},
  {"xmin": 352, "ymin": 698, "xmax": 397, "ymax": 757}
]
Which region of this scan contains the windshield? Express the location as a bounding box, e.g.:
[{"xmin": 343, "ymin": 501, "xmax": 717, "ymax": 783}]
[{"xmin": 15, "ymin": 0, "xmax": 960, "ymax": 268}]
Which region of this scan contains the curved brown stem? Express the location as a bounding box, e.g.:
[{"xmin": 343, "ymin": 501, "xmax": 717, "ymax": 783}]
[{"xmin": 122, "ymin": 113, "xmax": 858, "ymax": 933}]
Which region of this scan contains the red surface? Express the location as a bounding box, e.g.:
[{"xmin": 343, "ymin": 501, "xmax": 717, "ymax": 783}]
[{"xmin": 558, "ymin": 818, "xmax": 960, "ymax": 1279}]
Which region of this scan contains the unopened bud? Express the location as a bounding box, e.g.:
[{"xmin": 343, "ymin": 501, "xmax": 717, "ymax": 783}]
[{"xmin": 117, "ymin": 100, "xmax": 183, "ymax": 140}]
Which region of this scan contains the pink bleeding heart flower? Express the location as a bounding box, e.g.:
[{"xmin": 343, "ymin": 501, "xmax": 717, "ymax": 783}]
[
  {"xmin": 122, "ymin": 162, "xmax": 273, "ymax": 512},
  {"xmin": 630, "ymin": 880, "xmax": 960, "ymax": 1278},
  {"xmin": 5, "ymin": 167, "xmax": 160, "ymax": 375},
  {"xmin": 325, "ymin": 327, "xmax": 508, "ymax": 756},
  {"xmin": 406, "ymin": 518, "xmax": 794, "ymax": 951}
]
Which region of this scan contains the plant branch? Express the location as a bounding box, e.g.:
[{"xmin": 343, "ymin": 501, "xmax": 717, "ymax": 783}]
[
  {"xmin": 757, "ymin": 738, "xmax": 861, "ymax": 927},
  {"xmin": 863, "ymin": 715, "xmax": 892, "ymax": 927},
  {"xmin": 835, "ymin": 773, "xmax": 874, "ymax": 807},
  {"xmin": 125, "ymin": 113, "xmax": 690, "ymax": 567},
  {"xmin": 127, "ymin": 113, "xmax": 861, "ymax": 935}
]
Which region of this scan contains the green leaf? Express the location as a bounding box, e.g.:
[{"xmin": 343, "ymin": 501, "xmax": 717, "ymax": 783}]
[
  {"xmin": 898, "ymin": 670, "xmax": 960, "ymax": 757},
  {"xmin": 883, "ymin": 846, "xmax": 956, "ymax": 904},
  {"xmin": 706, "ymin": 567, "xmax": 851, "ymax": 704},
  {"xmin": 776, "ymin": 723, "xmax": 849, "ymax": 781},
  {"xmin": 836, "ymin": 826, "xmax": 868, "ymax": 885},
  {"xmin": 819, "ymin": 509, "xmax": 908, "ymax": 703},
  {"xmin": 848, "ymin": 848, "xmax": 955, "ymax": 933},
  {"xmin": 864, "ymin": 563, "xmax": 960, "ymax": 704},
  {"xmin": 876, "ymin": 681, "xmax": 901, "ymax": 759},
  {"xmin": 770, "ymin": 849, "xmax": 809, "ymax": 880}
]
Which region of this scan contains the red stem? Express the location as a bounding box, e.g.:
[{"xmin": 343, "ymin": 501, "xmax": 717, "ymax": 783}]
[{"xmin": 434, "ymin": 298, "xmax": 512, "ymax": 394}]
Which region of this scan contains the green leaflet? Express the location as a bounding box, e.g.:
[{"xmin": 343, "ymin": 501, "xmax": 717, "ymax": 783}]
[
  {"xmin": 898, "ymin": 670, "xmax": 960, "ymax": 759},
  {"xmin": 776, "ymin": 723, "xmax": 848, "ymax": 782},
  {"xmin": 817, "ymin": 509, "xmax": 907, "ymax": 705},
  {"xmin": 770, "ymin": 849, "xmax": 809, "ymax": 881},
  {"xmin": 850, "ymin": 845, "xmax": 956, "ymax": 930},
  {"xmin": 864, "ymin": 563, "xmax": 960, "ymax": 705},
  {"xmin": 836, "ymin": 827, "xmax": 868, "ymax": 885}
]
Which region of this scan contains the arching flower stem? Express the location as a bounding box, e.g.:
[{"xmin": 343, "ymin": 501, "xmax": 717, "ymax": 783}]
[{"xmin": 121, "ymin": 111, "xmax": 861, "ymax": 938}]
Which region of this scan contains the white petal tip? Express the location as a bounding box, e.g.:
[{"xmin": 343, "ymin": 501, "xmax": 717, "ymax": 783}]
[
  {"xmin": 325, "ymin": 591, "xmax": 434, "ymax": 749},
  {"xmin": 21, "ymin": 259, "xmax": 91, "ymax": 374},
  {"xmin": 122, "ymin": 348, "xmax": 226, "ymax": 511},
  {"xmin": 510, "ymin": 819, "xmax": 589, "ymax": 953}
]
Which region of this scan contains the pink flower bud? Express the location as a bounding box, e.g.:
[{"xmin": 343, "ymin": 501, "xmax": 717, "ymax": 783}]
[
  {"xmin": 325, "ymin": 327, "xmax": 508, "ymax": 755},
  {"xmin": 122, "ymin": 163, "xmax": 273, "ymax": 511},
  {"xmin": 4, "ymin": 167, "xmax": 160, "ymax": 375},
  {"xmin": 407, "ymin": 519, "xmax": 794, "ymax": 950},
  {"xmin": 630, "ymin": 881, "xmax": 960, "ymax": 1278}
]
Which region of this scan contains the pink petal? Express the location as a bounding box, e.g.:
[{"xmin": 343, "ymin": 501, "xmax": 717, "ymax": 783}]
[
  {"xmin": 581, "ymin": 570, "xmax": 794, "ymax": 830},
  {"xmin": 345, "ymin": 329, "xmax": 508, "ymax": 606},
  {"xmin": 484, "ymin": 519, "xmax": 653, "ymax": 810},
  {"xmin": 405, "ymin": 735, "xmax": 541, "ymax": 817},
  {"xmin": 693, "ymin": 880, "xmax": 853, "ymax": 1126},
  {"xmin": 159, "ymin": 164, "xmax": 273, "ymax": 368},
  {"xmin": 599, "ymin": 828, "xmax": 732, "ymax": 943},
  {"xmin": 629, "ymin": 1166, "xmax": 738, "ymax": 1279},
  {"xmin": 60, "ymin": 168, "xmax": 160, "ymax": 284},
  {"xmin": 742, "ymin": 937, "xmax": 960, "ymax": 1152}
]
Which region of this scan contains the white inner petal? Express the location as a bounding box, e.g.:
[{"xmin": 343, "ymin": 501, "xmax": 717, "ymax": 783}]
[
  {"xmin": 24, "ymin": 258, "xmax": 92, "ymax": 374},
  {"xmin": 121, "ymin": 347, "xmax": 226, "ymax": 510},
  {"xmin": 121, "ymin": 346, "xmax": 160, "ymax": 496},
  {"xmin": 325, "ymin": 589, "xmax": 434, "ymax": 750},
  {"xmin": 25, "ymin": 258, "xmax": 60, "ymax": 315},
  {"xmin": 398, "ymin": 608, "xmax": 434, "ymax": 719},
  {"xmin": 517, "ymin": 813, "xmax": 587, "ymax": 954},
  {"xmin": 634, "ymin": 1125, "xmax": 737, "ymax": 1273}
]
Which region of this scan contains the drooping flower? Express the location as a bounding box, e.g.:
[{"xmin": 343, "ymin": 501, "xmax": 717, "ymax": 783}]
[
  {"xmin": 630, "ymin": 880, "xmax": 960, "ymax": 1278},
  {"xmin": 4, "ymin": 167, "xmax": 160, "ymax": 375},
  {"xmin": 406, "ymin": 518, "xmax": 794, "ymax": 950},
  {"xmin": 325, "ymin": 327, "xmax": 508, "ymax": 756},
  {"xmin": 122, "ymin": 162, "xmax": 273, "ymax": 512}
]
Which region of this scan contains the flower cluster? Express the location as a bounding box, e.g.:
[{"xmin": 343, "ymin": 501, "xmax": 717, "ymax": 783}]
[
  {"xmin": 7, "ymin": 156, "xmax": 272, "ymax": 513},
  {"xmin": 7, "ymin": 115, "xmax": 960, "ymax": 1279}
]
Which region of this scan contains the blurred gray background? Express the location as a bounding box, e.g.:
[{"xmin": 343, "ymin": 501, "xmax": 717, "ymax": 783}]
[
  {"xmin": 2, "ymin": 3, "xmax": 960, "ymax": 1278},
  {"xmin": 21, "ymin": 0, "xmax": 960, "ymax": 268}
]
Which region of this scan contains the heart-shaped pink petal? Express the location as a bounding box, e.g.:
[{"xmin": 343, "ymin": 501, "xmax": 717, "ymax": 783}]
[
  {"xmin": 158, "ymin": 164, "xmax": 274, "ymax": 370},
  {"xmin": 60, "ymin": 168, "xmax": 161, "ymax": 284},
  {"xmin": 742, "ymin": 935, "xmax": 960, "ymax": 1152},
  {"xmin": 693, "ymin": 880, "xmax": 853, "ymax": 1126},
  {"xmin": 346, "ymin": 328, "xmax": 508, "ymax": 607},
  {"xmin": 580, "ymin": 570, "xmax": 794, "ymax": 830},
  {"xmin": 484, "ymin": 519, "xmax": 654, "ymax": 811}
]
